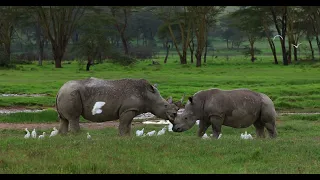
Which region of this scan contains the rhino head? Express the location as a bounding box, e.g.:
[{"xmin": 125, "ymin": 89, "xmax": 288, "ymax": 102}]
[
  {"xmin": 146, "ymin": 84, "xmax": 180, "ymax": 122},
  {"xmin": 172, "ymin": 96, "xmax": 199, "ymax": 132}
]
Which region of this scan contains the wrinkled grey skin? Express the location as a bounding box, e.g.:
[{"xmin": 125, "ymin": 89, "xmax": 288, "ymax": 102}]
[
  {"xmin": 56, "ymin": 77, "xmax": 179, "ymax": 136},
  {"xmin": 172, "ymin": 88, "xmax": 277, "ymax": 139}
]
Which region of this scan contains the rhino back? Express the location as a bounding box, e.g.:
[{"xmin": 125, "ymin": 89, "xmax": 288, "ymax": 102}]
[{"xmin": 57, "ymin": 78, "xmax": 152, "ymax": 122}]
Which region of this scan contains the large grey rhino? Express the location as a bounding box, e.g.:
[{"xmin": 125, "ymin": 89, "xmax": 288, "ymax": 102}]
[
  {"xmin": 172, "ymin": 88, "xmax": 277, "ymax": 139},
  {"xmin": 55, "ymin": 77, "xmax": 179, "ymax": 136}
]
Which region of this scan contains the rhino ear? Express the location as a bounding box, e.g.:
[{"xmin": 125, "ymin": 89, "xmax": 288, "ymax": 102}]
[
  {"xmin": 153, "ymin": 84, "xmax": 158, "ymax": 89},
  {"xmin": 167, "ymin": 96, "xmax": 173, "ymax": 104},
  {"xmin": 188, "ymin": 96, "xmax": 193, "ymax": 104},
  {"xmin": 147, "ymin": 84, "xmax": 156, "ymax": 93}
]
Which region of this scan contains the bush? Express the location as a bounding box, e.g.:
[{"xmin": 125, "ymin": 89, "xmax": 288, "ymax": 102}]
[
  {"xmin": 242, "ymin": 46, "xmax": 262, "ymax": 62},
  {"xmin": 107, "ymin": 51, "xmax": 137, "ymax": 66},
  {"xmin": 129, "ymin": 45, "xmax": 158, "ymax": 59}
]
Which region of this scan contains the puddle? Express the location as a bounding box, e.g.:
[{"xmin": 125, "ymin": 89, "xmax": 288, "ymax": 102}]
[
  {"xmin": 133, "ymin": 113, "xmax": 155, "ymax": 120},
  {"xmin": 279, "ymin": 112, "xmax": 320, "ymax": 115},
  {"xmin": 1, "ymin": 94, "xmax": 48, "ymax": 97},
  {"xmin": 0, "ymin": 108, "xmax": 45, "ymax": 114},
  {"xmin": 142, "ymin": 120, "xmax": 171, "ymax": 125}
]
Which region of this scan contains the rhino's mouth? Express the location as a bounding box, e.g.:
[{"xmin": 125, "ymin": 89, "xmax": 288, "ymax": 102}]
[{"xmin": 166, "ymin": 112, "xmax": 176, "ymax": 123}]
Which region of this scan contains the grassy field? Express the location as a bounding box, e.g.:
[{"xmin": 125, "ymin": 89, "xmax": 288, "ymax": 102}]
[{"xmin": 0, "ymin": 56, "xmax": 320, "ymax": 173}]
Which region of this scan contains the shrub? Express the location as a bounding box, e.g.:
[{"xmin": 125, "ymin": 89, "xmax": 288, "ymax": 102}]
[
  {"xmin": 107, "ymin": 51, "xmax": 137, "ymax": 66},
  {"xmin": 129, "ymin": 45, "xmax": 159, "ymax": 59}
]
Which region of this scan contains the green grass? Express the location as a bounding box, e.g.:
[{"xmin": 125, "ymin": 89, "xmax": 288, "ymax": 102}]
[
  {"xmin": 0, "ymin": 109, "xmax": 90, "ymax": 123},
  {"xmin": 1, "ymin": 56, "xmax": 320, "ymax": 174},
  {"xmin": 1, "ymin": 56, "xmax": 320, "ymax": 112},
  {"xmin": 1, "ymin": 114, "xmax": 320, "ymax": 174}
]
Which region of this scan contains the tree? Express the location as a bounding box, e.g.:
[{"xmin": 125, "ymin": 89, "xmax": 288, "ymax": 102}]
[
  {"xmin": 35, "ymin": 6, "xmax": 86, "ymax": 68},
  {"xmin": 109, "ymin": 6, "xmax": 138, "ymax": 55},
  {"xmin": 189, "ymin": 6, "xmax": 223, "ymax": 67},
  {"xmin": 286, "ymin": 7, "xmax": 305, "ymax": 62},
  {"xmin": 157, "ymin": 23, "xmax": 174, "ymax": 63},
  {"xmin": 72, "ymin": 8, "xmax": 112, "ymax": 71},
  {"xmin": 0, "ymin": 6, "xmax": 24, "ymax": 67},
  {"xmin": 230, "ymin": 7, "xmax": 265, "ymax": 62},
  {"xmin": 270, "ymin": 6, "xmax": 289, "ymax": 65},
  {"xmin": 219, "ymin": 15, "xmax": 236, "ymax": 49},
  {"xmin": 154, "ymin": 6, "xmax": 192, "ymax": 64},
  {"xmin": 254, "ymin": 6, "xmax": 278, "ymax": 64},
  {"xmin": 301, "ymin": 6, "xmax": 320, "ymax": 60}
]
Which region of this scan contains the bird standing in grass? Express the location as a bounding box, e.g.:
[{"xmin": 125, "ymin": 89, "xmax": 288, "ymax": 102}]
[
  {"xmin": 157, "ymin": 127, "xmax": 166, "ymax": 136},
  {"xmin": 87, "ymin": 132, "xmax": 92, "ymax": 140},
  {"xmin": 241, "ymin": 131, "xmax": 253, "ymax": 139},
  {"xmin": 38, "ymin": 132, "xmax": 46, "ymax": 139},
  {"xmin": 49, "ymin": 127, "xmax": 59, "ymax": 137},
  {"xmin": 146, "ymin": 130, "xmax": 156, "ymax": 136},
  {"xmin": 24, "ymin": 128, "xmax": 30, "ymax": 139},
  {"xmin": 31, "ymin": 128, "xmax": 37, "ymax": 138},
  {"xmin": 136, "ymin": 128, "xmax": 144, "ymax": 136}
]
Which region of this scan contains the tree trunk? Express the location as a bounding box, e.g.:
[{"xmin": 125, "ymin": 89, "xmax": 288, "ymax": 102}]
[
  {"xmin": 189, "ymin": 36, "xmax": 195, "ymax": 63},
  {"xmin": 315, "ymin": 35, "xmax": 320, "ymax": 57},
  {"xmin": 120, "ymin": 33, "xmax": 129, "ymax": 55},
  {"xmin": 164, "ymin": 43, "xmax": 170, "ymax": 64},
  {"xmin": 204, "ymin": 37, "xmax": 208, "ymax": 63},
  {"xmin": 226, "ymin": 39, "xmax": 229, "ymax": 49},
  {"xmin": 181, "ymin": 49, "xmax": 187, "ymax": 64},
  {"xmin": 52, "ymin": 44, "xmax": 63, "ymax": 68},
  {"xmin": 262, "ymin": 19, "xmax": 278, "ymax": 64},
  {"xmin": 250, "ymin": 41, "xmax": 255, "ymax": 62},
  {"xmin": 269, "ymin": 40, "xmax": 278, "ymax": 64},
  {"xmin": 86, "ymin": 56, "xmax": 93, "ymax": 71},
  {"xmin": 270, "ymin": 6, "xmax": 288, "ymax": 65},
  {"xmin": 38, "ymin": 40, "xmax": 44, "ymax": 66},
  {"xmin": 281, "ymin": 38, "xmax": 288, "ymax": 65},
  {"xmin": 308, "ymin": 38, "xmax": 315, "ymax": 61},
  {"xmin": 287, "ymin": 38, "xmax": 292, "ymax": 64},
  {"xmin": 196, "ymin": 50, "xmax": 201, "ymax": 67},
  {"xmin": 293, "ymin": 46, "xmax": 298, "ymax": 62},
  {"xmin": 190, "ymin": 43, "xmax": 194, "ymax": 64}
]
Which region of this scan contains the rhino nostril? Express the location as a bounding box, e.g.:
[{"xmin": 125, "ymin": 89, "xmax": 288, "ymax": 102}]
[{"xmin": 173, "ymin": 112, "xmax": 177, "ymax": 116}]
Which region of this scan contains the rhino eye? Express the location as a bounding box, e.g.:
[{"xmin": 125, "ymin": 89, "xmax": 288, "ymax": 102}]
[
  {"xmin": 184, "ymin": 117, "xmax": 187, "ymax": 120},
  {"xmin": 164, "ymin": 104, "xmax": 168, "ymax": 108}
]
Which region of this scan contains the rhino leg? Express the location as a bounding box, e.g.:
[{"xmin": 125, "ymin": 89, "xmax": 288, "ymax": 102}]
[
  {"xmin": 58, "ymin": 116, "xmax": 69, "ymax": 135},
  {"xmin": 261, "ymin": 109, "xmax": 277, "ymax": 138},
  {"xmin": 265, "ymin": 122, "xmax": 277, "ymax": 138},
  {"xmin": 253, "ymin": 121, "xmax": 266, "ymax": 138},
  {"xmin": 118, "ymin": 110, "xmax": 138, "ymax": 136},
  {"xmin": 209, "ymin": 115, "xmax": 224, "ymax": 139},
  {"xmin": 197, "ymin": 120, "xmax": 210, "ymax": 137},
  {"xmin": 260, "ymin": 94, "xmax": 278, "ymax": 138},
  {"xmin": 69, "ymin": 117, "xmax": 81, "ymax": 133}
]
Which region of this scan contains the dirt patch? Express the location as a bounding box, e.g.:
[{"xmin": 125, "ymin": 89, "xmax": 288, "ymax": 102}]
[{"xmin": 0, "ymin": 121, "xmax": 147, "ymax": 130}]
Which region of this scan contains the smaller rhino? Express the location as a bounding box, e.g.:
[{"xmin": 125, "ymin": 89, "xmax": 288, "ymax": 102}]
[{"xmin": 172, "ymin": 88, "xmax": 278, "ymax": 139}]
